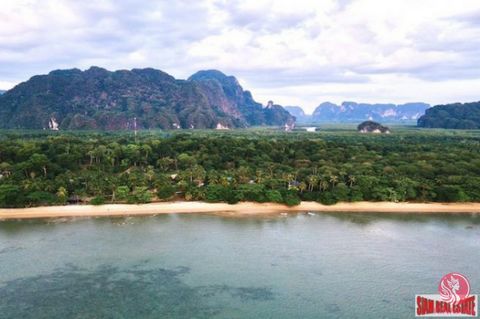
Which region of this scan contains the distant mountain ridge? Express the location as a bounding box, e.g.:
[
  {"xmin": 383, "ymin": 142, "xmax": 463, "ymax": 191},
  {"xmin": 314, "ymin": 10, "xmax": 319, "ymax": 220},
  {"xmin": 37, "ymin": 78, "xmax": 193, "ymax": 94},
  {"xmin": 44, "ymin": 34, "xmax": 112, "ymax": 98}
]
[
  {"xmin": 417, "ymin": 101, "xmax": 480, "ymax": 129},
  {"xmin": 283, "ymin": 106, "xmax": 308, "ymax": 122},
  {"xmin": 0, "ymin": 67, "xmax": 294, "ymax": 130},
  {"xmin": 288, "ymin": 102, "xmax": 430, "ymax": 123}
]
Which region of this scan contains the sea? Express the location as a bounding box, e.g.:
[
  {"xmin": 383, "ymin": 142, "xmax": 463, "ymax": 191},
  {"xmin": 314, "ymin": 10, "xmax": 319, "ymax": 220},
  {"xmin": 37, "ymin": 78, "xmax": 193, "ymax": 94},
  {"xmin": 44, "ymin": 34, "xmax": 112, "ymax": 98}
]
[{"xmin": 0, "ymin": 212, "xmax": 479, "ymax": 318}]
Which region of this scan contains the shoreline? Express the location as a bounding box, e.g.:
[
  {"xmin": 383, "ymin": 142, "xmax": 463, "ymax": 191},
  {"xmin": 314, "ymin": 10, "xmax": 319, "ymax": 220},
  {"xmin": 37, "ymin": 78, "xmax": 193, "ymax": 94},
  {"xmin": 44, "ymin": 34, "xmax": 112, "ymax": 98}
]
[{"xmin": 0, "ymin": 201, "xmax": 480, "ymax": 220}]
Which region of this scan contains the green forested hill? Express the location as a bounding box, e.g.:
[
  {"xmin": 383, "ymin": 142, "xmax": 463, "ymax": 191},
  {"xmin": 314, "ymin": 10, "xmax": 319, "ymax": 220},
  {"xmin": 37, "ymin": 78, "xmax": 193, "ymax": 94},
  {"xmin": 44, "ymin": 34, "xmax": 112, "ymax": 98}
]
[
  {"xmin": 417, "ymin": 101, "xmax": 480, "ymax": 129},
  {"xmin": 0, "ymin": 67, "xmax": 294, "ymax": 130}
]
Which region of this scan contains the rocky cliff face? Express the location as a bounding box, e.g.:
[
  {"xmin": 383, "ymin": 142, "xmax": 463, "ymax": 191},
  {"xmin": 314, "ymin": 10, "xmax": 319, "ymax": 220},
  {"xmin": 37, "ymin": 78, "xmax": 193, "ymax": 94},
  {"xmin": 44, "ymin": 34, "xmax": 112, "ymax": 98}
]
[
  {"xmin": 189, "ymin": 70, "xmax": 294, "ymax": 128},
  {"xmin": 0, "ymin": 67, "xmax": 295, "ymax": 130}
]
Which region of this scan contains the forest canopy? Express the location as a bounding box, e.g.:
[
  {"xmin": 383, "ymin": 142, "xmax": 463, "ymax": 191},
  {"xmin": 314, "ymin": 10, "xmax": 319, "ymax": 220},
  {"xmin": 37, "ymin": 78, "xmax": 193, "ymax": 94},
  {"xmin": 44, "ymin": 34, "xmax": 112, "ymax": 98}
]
[
  {"xmin": 0, "ymin": 129, "xmax": 479, "ymax": 208},
  {"xmin": 417, "ymin": 101, "xmax": 480, "ymax": 129}
]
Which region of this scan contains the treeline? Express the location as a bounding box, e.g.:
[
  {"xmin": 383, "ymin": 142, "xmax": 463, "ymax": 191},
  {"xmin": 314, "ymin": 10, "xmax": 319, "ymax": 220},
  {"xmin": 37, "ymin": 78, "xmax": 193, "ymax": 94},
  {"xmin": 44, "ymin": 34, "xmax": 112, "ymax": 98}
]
[
  {"xmin": 1, "ymin": 130, "xmax": 480, "ymax": 207},
  {"xmin": 418, "ymin": 101, "xmax": 480, "ymax": 129}
]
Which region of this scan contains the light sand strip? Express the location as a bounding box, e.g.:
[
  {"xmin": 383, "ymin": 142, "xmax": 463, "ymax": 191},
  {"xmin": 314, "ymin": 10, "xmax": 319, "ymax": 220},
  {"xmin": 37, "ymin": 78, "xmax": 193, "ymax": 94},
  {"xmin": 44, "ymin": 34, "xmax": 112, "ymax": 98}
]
[{"xmin": 0, "ymin": 201, "xmax": 480, "ymax": 220}]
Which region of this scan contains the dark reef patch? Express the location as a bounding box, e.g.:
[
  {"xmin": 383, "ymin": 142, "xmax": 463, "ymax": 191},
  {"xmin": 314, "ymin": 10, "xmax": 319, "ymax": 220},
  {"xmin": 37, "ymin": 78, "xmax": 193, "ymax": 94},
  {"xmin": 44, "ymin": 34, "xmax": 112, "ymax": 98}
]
[{"xmin": 0, "ymin": 264, "xmax": 275, "ymax": 319}]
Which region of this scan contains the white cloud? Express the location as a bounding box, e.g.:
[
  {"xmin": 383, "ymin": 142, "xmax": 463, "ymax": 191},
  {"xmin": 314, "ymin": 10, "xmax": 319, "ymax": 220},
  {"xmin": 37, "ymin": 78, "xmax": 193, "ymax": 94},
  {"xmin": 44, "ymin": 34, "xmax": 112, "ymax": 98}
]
[{"xmin": 1, "ymin": 0, "xmax": 480, "ymax": 110}]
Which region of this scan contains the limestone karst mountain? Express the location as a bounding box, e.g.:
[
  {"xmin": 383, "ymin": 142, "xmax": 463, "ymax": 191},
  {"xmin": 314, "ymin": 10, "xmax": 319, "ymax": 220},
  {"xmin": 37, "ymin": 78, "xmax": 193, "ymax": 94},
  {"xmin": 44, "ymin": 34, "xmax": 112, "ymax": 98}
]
[
  {"xmin": 0, "ymin": 67, "xmax": 295, "ymax": 130},
  {"xmin": 417, "ymin": 101, "xmax": 480, "ymax": 129},
  {"xmin": 288, "ymin": 102, "xmax": 430, "ymax": 123}
]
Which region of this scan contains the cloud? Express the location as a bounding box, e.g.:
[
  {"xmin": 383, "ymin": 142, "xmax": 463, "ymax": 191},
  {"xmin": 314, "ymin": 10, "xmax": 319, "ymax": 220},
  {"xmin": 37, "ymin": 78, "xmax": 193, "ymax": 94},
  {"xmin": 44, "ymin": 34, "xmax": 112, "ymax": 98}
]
[
  {"xmin": 0, "ymin": 0, "xmax": 216, "ymax": 79},
  {"xmin": 215, "ymin": 0, "xmax": 317, "ymax": 33},
  {"xmin": 448, "ymin": 9, "xmax": 480, "ymax": 28},
  {"xmin": 1, "ymin": 0, "xmax": 480, "ymax": 110}
]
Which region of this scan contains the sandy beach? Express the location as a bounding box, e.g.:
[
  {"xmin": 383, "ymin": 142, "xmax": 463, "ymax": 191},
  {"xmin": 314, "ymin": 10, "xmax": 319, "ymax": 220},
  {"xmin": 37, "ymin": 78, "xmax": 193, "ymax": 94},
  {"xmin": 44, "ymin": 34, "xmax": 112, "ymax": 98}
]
[{"xmin": 0, "ymin": 201, "xmax": 479, "ymax": 220}]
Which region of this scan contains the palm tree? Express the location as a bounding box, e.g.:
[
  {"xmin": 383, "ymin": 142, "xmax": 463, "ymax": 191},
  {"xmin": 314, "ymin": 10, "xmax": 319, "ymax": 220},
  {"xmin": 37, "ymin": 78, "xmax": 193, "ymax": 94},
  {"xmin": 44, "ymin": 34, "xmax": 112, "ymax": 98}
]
[
  {"xmin": 237, "ymin": 166, "xmax": 250, "ymax": 184},
  {"xmin": 93, "ymin": 145, "xmax": 107, "ymax": 164},
  {"xmin": 319, "ymin": 180, "xmax": 329, "ymax": 192},
  {"xmin": 141, "ymin": 144, "xmax": 152, "ymax": 163},
  {"xmin": 145, "ymin": 166, "xmax": 155, "ymax": 183},
  {"xmin": 283, "ymin": 172, "xmax": 294, "ymax": 188},
  {"xmin": 299, "ymin": 182, "xmax": 307, "ymax": 193},
  {"xmin": 57, "ymin": 187, "xmax": 68, "ymax": 203},
  {"xmin": 347, "ymin": 175, "xmax": 356, "ymax": 187},
  {"xmin": 307, "ymin": 175, "xmax": 318, "ymax": 192},
  {"xmin": 207, "ymin": 171, "xmax": 220, "ymax": 185},
  {"xmin": 157, "ymin": 157, "xmax": 174, "ymax": 172},
  {"xmin": 329, "ymin": 175, "xmax": 339, "ymax": 188},
  {"xmin": 105, "ymin": 148, "xmax": 116, "ymax": 167},
  {"xmin": 255, "ymin": 169, "xmax": 264, "ymax": 183},
  {"xmin": 193, "ymin": 165, "xmax": 206, "ymax": 185},
  {"xmin": 267, "ymin": 164, "xmax": 275, "ymax": 178},
  {"xmin": 220, "ymin": 175, "xmax": 230, "ymax": 187},
  {"xmin": 0, "ymin": 162, "xmax": 12, "ymax": 177},
  {"xmin": 87, "ymin": 150, "xmax": 95, "ymax": 166}
]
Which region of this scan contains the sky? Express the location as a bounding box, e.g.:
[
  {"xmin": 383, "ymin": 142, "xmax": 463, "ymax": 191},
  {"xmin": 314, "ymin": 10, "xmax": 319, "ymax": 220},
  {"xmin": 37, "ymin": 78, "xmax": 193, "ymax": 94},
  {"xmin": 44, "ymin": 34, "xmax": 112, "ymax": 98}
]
[{"xmin": 1, "ymin": 0, "xmax": 480, "ymax": 113}]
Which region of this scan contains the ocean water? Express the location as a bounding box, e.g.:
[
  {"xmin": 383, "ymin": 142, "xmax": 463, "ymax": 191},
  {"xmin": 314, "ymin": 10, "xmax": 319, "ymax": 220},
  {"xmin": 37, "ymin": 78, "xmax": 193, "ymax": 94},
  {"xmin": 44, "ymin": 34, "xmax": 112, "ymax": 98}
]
[{"xmin": 0, "ymin": 212, "xmax": 479, "ymax": 318}]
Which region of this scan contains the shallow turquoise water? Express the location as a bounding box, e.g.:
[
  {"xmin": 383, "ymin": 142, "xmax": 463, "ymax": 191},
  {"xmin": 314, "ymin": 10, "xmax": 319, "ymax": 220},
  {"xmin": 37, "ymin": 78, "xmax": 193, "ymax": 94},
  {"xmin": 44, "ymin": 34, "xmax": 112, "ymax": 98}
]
[{"xmin": 0, "ymin": 212, "xmax": 479, "ymax": 318}]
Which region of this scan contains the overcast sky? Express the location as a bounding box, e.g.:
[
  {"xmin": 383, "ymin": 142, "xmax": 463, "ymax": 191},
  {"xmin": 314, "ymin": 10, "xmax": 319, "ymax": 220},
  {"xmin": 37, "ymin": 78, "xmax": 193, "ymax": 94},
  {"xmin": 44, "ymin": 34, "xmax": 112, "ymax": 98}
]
[{"xmin": 1, "ymin": 0, "xmax": 480, "ymax": 113}]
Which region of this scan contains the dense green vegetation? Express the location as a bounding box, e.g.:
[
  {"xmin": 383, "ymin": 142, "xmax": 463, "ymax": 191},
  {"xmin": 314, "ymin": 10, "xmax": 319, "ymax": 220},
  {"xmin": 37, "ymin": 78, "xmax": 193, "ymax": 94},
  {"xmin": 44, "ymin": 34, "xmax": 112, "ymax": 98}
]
[
  {"xmin": 418, "ymin": 101, "xmax": 480, "ymax": 129},
  {"xmin": 1, "ymin": 127, "xmax": 480, "ymax": 208},
  {"xmin": 0, "ymin": 67, "xmax": 294, "ymax": 130}
]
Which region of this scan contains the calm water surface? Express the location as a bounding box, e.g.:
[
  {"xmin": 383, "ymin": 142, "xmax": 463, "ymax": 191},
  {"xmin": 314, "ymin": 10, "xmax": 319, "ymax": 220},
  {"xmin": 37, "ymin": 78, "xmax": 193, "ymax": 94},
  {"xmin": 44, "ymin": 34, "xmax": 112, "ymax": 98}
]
[{"xmin": 0, "ymin": 212, "xmax": 479, "ymax": 318}]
